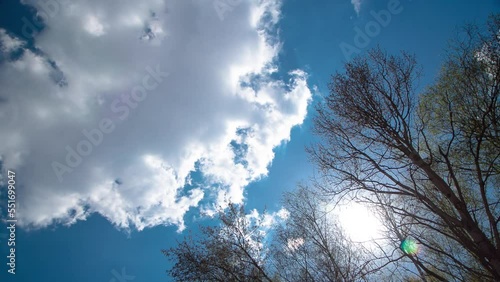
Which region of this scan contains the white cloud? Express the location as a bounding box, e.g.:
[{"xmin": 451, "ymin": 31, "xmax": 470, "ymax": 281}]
[
  {"xmin": 351, "ymin": 0, "xmax": 363, "ymax": 15},
  {"xmin": 84, "ymin": 15, "xmax": 105, "ymax": 36},
  {"xmin": 0, "ymin": 0, "xmax": 311, "ymax": 231},
  {"xmin": 0, "ymin": 29, "xmax": 24, "ymax": 53},
  {"xmin": 246, "ymin": 207, "xmax": 289, "ymax": 228},
  {"xmin": 286, "ymin": 237, "xmax": 304, "ymax": 252}
]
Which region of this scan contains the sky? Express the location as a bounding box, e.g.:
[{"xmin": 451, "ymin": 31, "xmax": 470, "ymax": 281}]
[{"xmin": 0, "ymin": 0, "xmax": 498, "ymax": 281}]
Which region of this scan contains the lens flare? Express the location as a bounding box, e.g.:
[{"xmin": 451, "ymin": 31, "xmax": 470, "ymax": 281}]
[{"xmin": 400, "ymin": 238, "xmax": 419, "ymax": 255}]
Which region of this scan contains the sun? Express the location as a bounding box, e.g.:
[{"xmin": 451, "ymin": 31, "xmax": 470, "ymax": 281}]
[{"xmin": 337, "ymin": 202, "xmax": 382, "ymax": 244}]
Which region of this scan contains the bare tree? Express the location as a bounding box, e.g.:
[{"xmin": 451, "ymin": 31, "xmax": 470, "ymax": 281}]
[
  {"xmin": 164, "ymin": 15, "xmax": 500, "ymax": 282},
  {"xmin": 270, "ymin": 185, "xmax": 376, "ymax": 282},
  {"xmin": 164, "ymin": 193, "xmax": 372, "ymax": 282},
  {"xmin": 309, "ymin": 15, "xmax": 500, "ymax": 281},
  {"xmin": 163, "ymin": 203, "xmax": 275, "ymax": 282}
]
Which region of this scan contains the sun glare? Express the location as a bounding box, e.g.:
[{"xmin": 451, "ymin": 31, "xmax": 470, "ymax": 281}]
[{"xmin": 337, "ymin": 203, "xmax": 382, "ymax": 244}]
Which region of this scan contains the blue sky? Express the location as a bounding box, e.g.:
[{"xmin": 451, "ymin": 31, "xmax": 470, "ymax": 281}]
[{"xmin": 0, "ymin": 0, "xmax": 498, "ymax": 281}]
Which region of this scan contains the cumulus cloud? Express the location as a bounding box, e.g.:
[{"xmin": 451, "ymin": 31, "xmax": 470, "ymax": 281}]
[
  {"xmin": 351, "ymin": 0, "xmax": 363, "ymax": 15},
  {"xmin": 0, "ymin": 29, "xmax": 24, "ymax": 53},
  {"xmin": 246, "ymin": 207, "xmax": 289, "ymax": 228},
  {"xmin": 0, "ymin": 0, "xmax": 311, "ymax": 231},
  {"xmin": 286, "ymin": 237, "xmax": 305, "ymax": 252}
]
